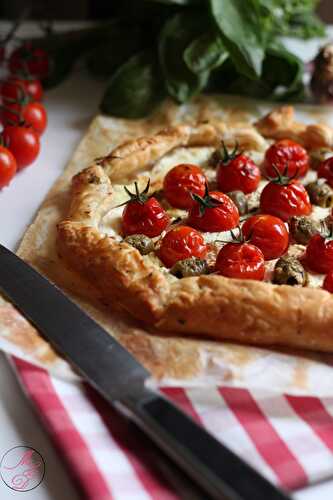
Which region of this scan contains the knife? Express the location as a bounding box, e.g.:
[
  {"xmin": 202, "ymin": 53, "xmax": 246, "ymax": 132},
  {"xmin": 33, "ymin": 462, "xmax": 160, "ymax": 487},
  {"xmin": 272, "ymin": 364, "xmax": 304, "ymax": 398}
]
[{"xmin": 0, "ymin": 244, "xmax": 290, "ymax": 500}]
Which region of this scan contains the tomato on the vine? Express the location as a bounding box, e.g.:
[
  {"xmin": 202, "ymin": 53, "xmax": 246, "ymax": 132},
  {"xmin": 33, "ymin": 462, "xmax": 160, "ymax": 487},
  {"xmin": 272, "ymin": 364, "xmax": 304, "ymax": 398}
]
[
  {"xmin": 121, "ymin": 181, "xmax": 169, "ymax": 238},
  {"xmin": 215, "ymin": 242, "xmax": 265, "ymax": 280},
  {"xmin": 163, "ymin": 164, "xmax": 207, "ymax": 209},
  {"xmin": 242, "ymin": 214, "xmax": 289, "ymax": 260},
  {"xmin": 9, "ymin": 43, "xmax": 49, "ymax": 79},
  {"xmin": 2, "ymin": 124, "xmax": 40, "ymax": 170},
  {"xmin": 215, "ymin": 143, "xmax": 261, "ymax": 194},
  {"xmin": 318, "ymin": 157, "xmax": 333, "ymax": 187},
  {"xmin": 0, "ymin": 145, "xmax": 17, "ymax": 188},
  {"xmin": 306, "ymin": 233, "xmax": 333, "ymax": 274},
  {"xmin": 158, "ymin": 226, "xmax": 208, "ymax": 268},
  {"xmin": 2, "ymin": 101, "xmax": 47, "ymax": 135},
  {"xmin": 1, "ymin": 78, "xmax": 25, "ymax": 102},
  {"xmin": 188, "ymin": 186, "xmax": 239, "ymax": 232},
  {"xmin": 24, "ymin": 79, "xmax": 43, "ymax": 101},
  {"xmin": 323, "ymin": 271, "xmax": 333, "ymax": 292},
  {"xmin": 264, "ymin": 139, "xmax": 309, "ymax": 178},
  {"xmin": 260, "ymin": 173, "xmax": 311, "ymax": 222},
  {"xmin": 1, "ymin": 77, "xmax": 43, "ymax": 103}
]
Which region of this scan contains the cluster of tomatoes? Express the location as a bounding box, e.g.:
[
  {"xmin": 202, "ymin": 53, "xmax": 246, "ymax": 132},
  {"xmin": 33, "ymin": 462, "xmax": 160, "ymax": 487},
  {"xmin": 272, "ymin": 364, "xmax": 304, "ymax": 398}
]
[
  {"xmin": 0, "ymin": 42, "xmax": 49, "ymax": 189},
  {"xmin": 122, "ymin": 136, "xmax": 333, "ymax": 289}
]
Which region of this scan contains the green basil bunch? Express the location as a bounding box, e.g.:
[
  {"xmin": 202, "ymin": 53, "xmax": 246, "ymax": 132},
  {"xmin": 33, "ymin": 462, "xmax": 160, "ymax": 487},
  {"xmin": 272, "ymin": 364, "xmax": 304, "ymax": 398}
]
[{"xmin": 32, "ymin": 0, "xmax": 325, "ymax": 117}]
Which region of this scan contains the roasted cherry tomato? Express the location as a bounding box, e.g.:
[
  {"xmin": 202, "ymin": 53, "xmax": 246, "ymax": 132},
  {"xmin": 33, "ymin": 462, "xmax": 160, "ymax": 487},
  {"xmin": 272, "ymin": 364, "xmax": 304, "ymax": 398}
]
[
  {"xmin": 264, "ymin": 139, "xmax": 309, "ymax": 178},
  {"xmin": 323, "ymin": 271, "xmax": 333, "ymax": 293},
  {"xmin": 9, "ymin": 43, "xmax": 49, "ymax": 79},
  {"xmin": 215, "ymin": 242, "xmax": 265, "ymax": 280},
  {"xmin": 217, "ymin": 152, "xmax": 261, "ymax": 194},
  {"xmin": 242, "ymin": 214, "xmax": 289, "ymax": 260},
  {"xmin": 2, "ymin": 101, "xmax": 47, "ymax": 135},
  {"xmin": 1, "ymin": 77, "xmax": 43, "ymax": 103},
  {"xmin": 0, "ymin": 145, "xmax": 17, "ymax": 188},
  {"xmin": 158, "ymin": 225, "xmax": 208, "ymax": 268},
  {"xmin": 306, "ymin": 233, "xmax": 333, "ymax": 274},
  {"xmin": 2, "ymin": 125, "xmax": 40, "ymax": 170},
  {"xmin": 163, "ymin": 163, "xmax": 207, "ymax": 209},
  {"xmin": 318, "ymin": 157, "xmax": 333, "ymax": 187},
  {"xmin": 260, "ymin": 179, "xmax": 311, "ymax": 222},
  {"xmin": 121, "ymin": 181, "xmax": 170, "ymax": 238},
  {"xmin": 188, "ymin": 187, "xmax": 239, "ymax": 232}
]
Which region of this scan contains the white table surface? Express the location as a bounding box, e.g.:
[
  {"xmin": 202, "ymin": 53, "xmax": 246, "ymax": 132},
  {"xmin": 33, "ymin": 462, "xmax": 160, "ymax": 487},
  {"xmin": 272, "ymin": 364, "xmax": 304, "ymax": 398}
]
[{"xmin": 1, "ymin": 24, "xmax": 333, "ymax": 500}]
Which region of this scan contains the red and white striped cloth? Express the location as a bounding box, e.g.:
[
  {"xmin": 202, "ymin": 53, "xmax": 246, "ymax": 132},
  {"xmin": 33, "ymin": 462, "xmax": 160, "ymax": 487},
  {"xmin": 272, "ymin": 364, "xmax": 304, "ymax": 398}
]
[{"xmin": 10, "ymin": 357, "xmax": 333, "ymax": 499}]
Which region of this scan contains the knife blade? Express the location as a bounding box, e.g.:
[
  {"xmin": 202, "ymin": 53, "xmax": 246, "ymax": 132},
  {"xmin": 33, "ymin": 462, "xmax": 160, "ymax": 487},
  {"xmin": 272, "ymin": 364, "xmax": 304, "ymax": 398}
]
[{"xmin": 0, "ymin": 244, "xmax": 290, "ymax": 500}]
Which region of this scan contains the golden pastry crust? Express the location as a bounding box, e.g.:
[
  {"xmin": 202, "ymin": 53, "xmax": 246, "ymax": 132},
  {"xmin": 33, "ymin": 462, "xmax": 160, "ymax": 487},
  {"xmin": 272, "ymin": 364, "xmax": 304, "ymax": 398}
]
[
  {"xmin": 101, "ymin": 122, "xmax": 266, "ymax": 183},
  {"xmin": 255, "ymin": 105, "xmax": 333, "ymax": 149},
  {"xmin": 57, "ymin": 108, "xmax": 333, "ymax": 353}
]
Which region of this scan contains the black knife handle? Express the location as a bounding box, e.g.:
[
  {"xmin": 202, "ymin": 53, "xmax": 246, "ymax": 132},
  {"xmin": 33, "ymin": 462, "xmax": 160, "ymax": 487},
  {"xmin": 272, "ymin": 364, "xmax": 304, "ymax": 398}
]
[{"xmin": 117, "ymin": 393, "xmax": 290, "ymax": 500}]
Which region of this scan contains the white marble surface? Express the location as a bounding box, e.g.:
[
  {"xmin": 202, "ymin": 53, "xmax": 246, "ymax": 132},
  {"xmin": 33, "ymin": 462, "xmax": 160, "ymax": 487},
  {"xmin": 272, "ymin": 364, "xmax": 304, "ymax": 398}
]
[{"xmin": 1, "ymin": 23, "xmax": 333, "ymax": 500}]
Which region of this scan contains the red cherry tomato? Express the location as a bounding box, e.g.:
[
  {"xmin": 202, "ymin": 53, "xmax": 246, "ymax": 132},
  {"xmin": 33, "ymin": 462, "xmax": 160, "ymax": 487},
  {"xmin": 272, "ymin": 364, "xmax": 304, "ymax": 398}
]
[
  {"xmin": 217, "ymin": 154, "xmax": 261, "ymax": 194},
  {"xmin": 9, "ymin": 43, "xmax": 49, "ymax": 79},
  {"xmin": 1, "ymin": 77, "xmax": 43, "ymax": 103},
  {"xmin": 24, "ymin": 79, "xmax": 43, "ymax": 101},
  {"xmin": 1, "ymin": 78, "xmax": 26, "ymax": 102},
  {"xmin": 2, "ymin": 125, "xmax": 40, "ymax": 170},
  {"xmin": 260, "ymin": 180, "xmax": 312, "ymax": 221},
  {"xmin": 306, "ymin": 234, "xmax": 333, "ymax": 274},
  {"xmin": 318, "ymin": 157, "xmax": 333, "ymax": 187},
  {"xmin": 215, "ymin": 242, "xmax": 265, "ymax": 280},
  {"xmin": 264, "ymin": 139, "xmax": 309, "ymax": 178},
  {"xmin": 163, "ymin": 164, "xmax": 207, "ymax": 209},
  {"xmin": 323, "ymin": 271, "xmax": 333, "ymax": 292},
  {"xmin": 122, "ymin": 196, "xmax": 169, "ymax": 238},
  {"xmin": 158, "ymin": 226, "xmax": 208, "ymax": 268},
  {"xmin": 2, "ymin": 101, "xmax": 47, "ymax": 135},
  {"xmin": 0, "ymin": 145, "xmax": 17, "ymax": 188},
  {"xmin": 242, "ymin": 214, "xmax": 289, "ymax": 260},
  {"xmin": 188, "ymin": 191, "xmax": 239, "ymax": 232}
]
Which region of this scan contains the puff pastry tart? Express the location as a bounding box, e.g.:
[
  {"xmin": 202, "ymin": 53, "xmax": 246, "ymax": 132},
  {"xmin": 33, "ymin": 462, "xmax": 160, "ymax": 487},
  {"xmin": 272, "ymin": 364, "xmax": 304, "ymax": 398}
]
[{"xmin": 57, "ymin": 106, "xmax": 333, "ymax": 353}]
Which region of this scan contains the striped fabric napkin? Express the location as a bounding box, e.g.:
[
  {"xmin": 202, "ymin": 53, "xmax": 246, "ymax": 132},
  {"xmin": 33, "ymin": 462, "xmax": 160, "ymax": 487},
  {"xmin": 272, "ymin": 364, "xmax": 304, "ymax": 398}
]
[{"xmin": 11, "ymin": 357, "xmax": 333, "ymax": 500}]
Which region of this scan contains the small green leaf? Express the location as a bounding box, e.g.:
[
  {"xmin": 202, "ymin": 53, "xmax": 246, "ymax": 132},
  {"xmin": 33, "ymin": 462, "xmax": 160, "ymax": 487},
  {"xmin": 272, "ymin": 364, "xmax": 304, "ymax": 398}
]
[
  {"xmin": 100, "ymin": 51, "xmax": 164, "ymax": 118},
  {"xmin": 209, "ymin": 0, "xmax": 264, "ymax": 79},
  {"xmin": 184, "ymin": 32, "xmax": 228, "ymax": 74},
  {"xmin": 159, "ymin": 12, "xmax": 209, "ymax": 102}
]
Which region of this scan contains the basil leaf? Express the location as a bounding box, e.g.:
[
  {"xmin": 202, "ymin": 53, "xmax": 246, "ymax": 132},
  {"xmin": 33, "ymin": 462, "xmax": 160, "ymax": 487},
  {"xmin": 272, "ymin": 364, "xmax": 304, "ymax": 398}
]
[
  {"xmin": 264, "ymin": 41, "xmax": 304, "ymax": 101},
  {"xmin": 209, "ymin": 0, "xmax": 264, "ymax": 79},
  {"xmin": 159, "ymin": 12, "xmax": 209, "ymax": 102},
  {"xmin": 257, "ymin": 0, "xmax": 325, "ymax": 39},
  {"xmin": 184, "ymin": 32, "xmax": 228, "ymax": 74},
  {"xmin": 100, "ymin": 51, "xmax": 164, "ymax": 118},
  {"xmin": 209, "ymin": 40, "xmax": 304, "ymax": 101}
]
